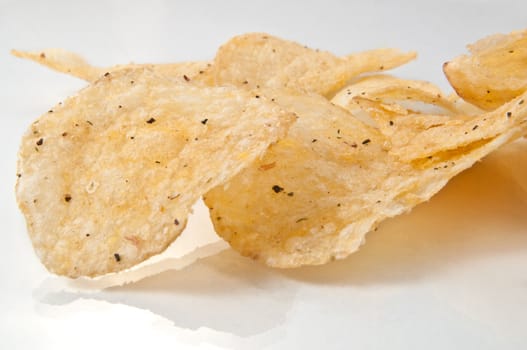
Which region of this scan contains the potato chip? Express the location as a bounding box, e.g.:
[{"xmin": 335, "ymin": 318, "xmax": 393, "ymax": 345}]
[
  {"xmin": 212, "ymin": 33, "xmax": 416, "ymax": 97},
  {"xmin": 443, "ymin": 29, "xmax": 527, "ymax": 110},
  {"xmin": 331, "ymin": 75, "xmax": 460, "ymax": 128},
  {"xmin": 353, "ymin": 92, "xmax": 527, "ymax": 162},
  {"xmin": 204, "ymin": 90, "xmax": 527, "ymax": 267},
  {"xmin": 16, "ymin": 67, "xmax": 294, "ymax": 277},
  {"xmin": 446, "ymin": 92, "xmax": 484, "ymax": 116},
  {"xmin": 11, "ymin": 48, "xmax": 211, "ymax": 83},
  {"xmin": 11, "ymin": 48, "xmax": 104, "ymax": 81},
  {"xmin": 332, "ymin": 74, "xmax": 458, "ymax": 116}
]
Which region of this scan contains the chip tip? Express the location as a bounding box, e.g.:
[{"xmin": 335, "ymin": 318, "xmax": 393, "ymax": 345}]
[
  {"xmin": 408, "ymin": 50, "xmax": 418, "ymax": 59},
  {"xmin": 10, "ymin": 49, "xmax": 21, "ymax": 57}
]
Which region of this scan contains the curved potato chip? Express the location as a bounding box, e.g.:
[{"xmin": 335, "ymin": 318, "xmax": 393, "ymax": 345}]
[
  {"xmin": 204, "ymin": 90, "xmax": 527, "ymax": 267},
  {"xmin": 332, "ymin": 74, "xmax": 458, "ymax": 115},
  {"xmin": 16, "ymin": 67, "xmax": 294, "ymax": 277},
  {"xmin": 356, "ymin": 92, "xmax": 527, "ymax": 161},
  {"xmin": 443, "ymin": 29, "xmax": 527, "ymax": 110},
  {"xmin": 11, "ymin": 48, "xmax": 211, "ymax": 83},
  {"xmin": 212, "ymin": 33, "xmax": 416, "ymax": 97}
]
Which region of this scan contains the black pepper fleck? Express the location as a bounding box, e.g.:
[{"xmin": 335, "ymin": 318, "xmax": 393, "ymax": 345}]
[
  {"xmin": 287, "ymin": 192, "xmax": 294, "ymax": 197},
  {"xmin": 507, "ymin": 112, "xmax": 512, "ymax": 118},
  {"xmin": 104, "ymin": 72, "xmax": 110, "ymax": 77},
  {"xmin": 174, "ymin": 219, "xmax": 180, "ymax": 225},
  {"xmin": 64, "ymin": 194, "xmax": 72, "ymax": 202},
  {"xmin": 183, "ymin": 74, "xmax": 190, "ymax": 81},
  {"xmin": 114, "ymin": 253, "xmax": 121, "ymax": 262},
  {"xmin": 472, "ymin": 125, "xmax": 478, "ymax": 130},
  {"xmin": 146, "ymin": 117, "xmax": 156, "ymax": 124},
  {"xmin": 389, "ymin": 120, "xmax": 394, "ymax": 126},
  {"xmin": 36, "ymin": 138, "xmax": 43, "ymax": 146},
  {"xmin": 362, "ymin": 139, "xmax": 371, "ymax": 145},
  {"xmin": 201, "ymin": 118, "xmax": 208, "ymax": 125},
  {"xmin": 272, "ymin": 185, "xmax": 284, "ymax": 193}
]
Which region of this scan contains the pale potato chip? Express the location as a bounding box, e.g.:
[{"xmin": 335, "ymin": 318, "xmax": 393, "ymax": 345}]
[
  {"xmin": 332, "ymin": 74, "xmax": 458, "ymax": 116},
  {"xmin": 443, "ymin": 29, "xmax": 527, "ymax": 110},
  {"xmin": 212, "ymin": 33, "xmax": 416, "ymax": 97},
  {"xmin": 354, "ymin": 93, "xmax": 527, "ymax": 161},
  {"xmin": 331, "ymin": 75, "xmax": 459, "ymax": 128},
  {"xmin": 446, "ymin": 92, "xmax": 484, "ymax": 116},
  {"xmin": 16, "ymin": 67, "xmax": 294, "ymax": 277},
  {"xmin": 204, "ymin": 90, "xmax": 527, "ymax": 267},
  {"xmin": 11, "ymin": 48, "xmax": 211, "ymax": 83},
  {"xmin": 11, "ymin": 48, "xmax": 104, "ymax": 81}
]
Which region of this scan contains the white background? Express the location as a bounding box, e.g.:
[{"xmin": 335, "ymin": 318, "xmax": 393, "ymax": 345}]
[{"xmin": 1, "ymin": 1, "xmax": 527, "ymax": 349}]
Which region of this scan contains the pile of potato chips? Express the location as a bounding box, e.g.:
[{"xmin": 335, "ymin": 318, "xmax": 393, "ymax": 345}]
[{"xmin": 14, "ymin": 30, "xmax": 527, "ymax": 277}]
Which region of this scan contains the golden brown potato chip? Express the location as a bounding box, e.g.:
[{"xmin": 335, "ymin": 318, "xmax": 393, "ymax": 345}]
[
  {"xmin": 204, "ymin": 90, "xmax": 527, "ymax": 267},
  {"xmin": 16, "ymin": 67, "xmax": 294, "ymax": 277},
  {"xmin": 11, "ymin": 48, "xmax": 211, "ymax": 83},
  {"xmin": 443, "ymin": 29, "xmax": 527, "ymax": 110},
  {"xmin": 212, "ymin": 33, "xmax": 416, "ymax": 97}
]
